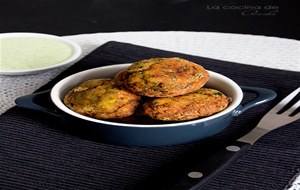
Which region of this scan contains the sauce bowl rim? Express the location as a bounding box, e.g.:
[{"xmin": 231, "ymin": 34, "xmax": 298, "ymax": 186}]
[{"xmin": 0, "ymin": 32, "xmax": 82, "ymax": 75}]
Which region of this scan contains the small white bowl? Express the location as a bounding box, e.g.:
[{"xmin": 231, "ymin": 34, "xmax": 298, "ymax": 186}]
[
  {"xmin": 51, "ymin": 64, "xmax": 243, "ymax": 127},
  {"xmin": 0, "ymin": 32, "xmax": 82, "ymax": 75}
]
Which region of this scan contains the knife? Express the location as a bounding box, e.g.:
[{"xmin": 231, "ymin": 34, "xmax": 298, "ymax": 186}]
[{"xmin": 162, "ymin": 87, "xmax": 300, "ymax": 190}]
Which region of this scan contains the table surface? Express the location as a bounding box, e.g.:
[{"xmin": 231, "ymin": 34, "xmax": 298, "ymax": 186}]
[
  {"xmin": 1, "ymin": 31, "xmax": 300, "ymax": 189},
  {"xmin": 1, "ymin": 0, "xmax": 300, "ymax": 189}
]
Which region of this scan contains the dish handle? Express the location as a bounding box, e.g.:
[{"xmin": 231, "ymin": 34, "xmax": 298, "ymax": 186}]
[
  {"xmin": 15, "ymin": 90, "xmax": 66, "ymax": 121},
  {"xmin": 15, "ymin": 86, "xmax": 277, "ymax": 120},
  {"xmin": 233, "ymin": 86, "xmax": 277, "ymax": 116}
]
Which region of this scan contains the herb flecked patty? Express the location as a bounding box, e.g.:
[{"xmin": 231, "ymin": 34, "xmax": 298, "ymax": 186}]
[
  {"xmin": 63, "ymin": 79, "xmax": 141, "ymax": 119},
  {"xmin": 124, "ymin": 57, "xmax": 210, "ymax": 97},
  {"xmin": 142, "ymin": 88, "xmax": 232, "ymax": 121}
]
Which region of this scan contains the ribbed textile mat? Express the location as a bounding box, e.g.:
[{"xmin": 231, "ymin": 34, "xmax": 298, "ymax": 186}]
[{"xmin": 1, "ymin": 41, "xmax": 300, "ymax": 190}]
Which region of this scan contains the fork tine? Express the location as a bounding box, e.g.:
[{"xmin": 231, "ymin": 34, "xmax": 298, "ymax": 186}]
[
  {"xmin": 270, "ymin": 87, "xmax": 300, "ymax": 113},
  {"xmin": 283, "ymin": 99, "xmax": 300, "ymax": 116},
  {"xmin": 293, "ymin": 109, "xmax": 300, "ymax": 119}
]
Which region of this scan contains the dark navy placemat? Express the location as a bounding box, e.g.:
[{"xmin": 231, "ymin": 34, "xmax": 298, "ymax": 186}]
[{"xmin": 1, "ymin": 41, "xmax": 300, "ymax": 190}]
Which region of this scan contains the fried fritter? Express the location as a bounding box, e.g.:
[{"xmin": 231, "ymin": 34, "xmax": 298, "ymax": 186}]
[
  {"xmin": 142, "ymin": 88, "xmax": 232, "ymax": 121},
  {"xmin": 125, "ymin": 57, "xmax": 209, "ymax": 97},
  {"xmin": 113, "ymin": 69, "xmax": 129, "ymax": 86},
  {"xmin": 63, "ymin": 79, "xmax": 141, "ymax": 119}
]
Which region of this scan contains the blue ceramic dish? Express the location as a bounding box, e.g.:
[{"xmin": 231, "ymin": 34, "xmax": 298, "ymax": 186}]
[{"xmin": 15, "ymin": 64, "xmax": 276, "ymax": 146}]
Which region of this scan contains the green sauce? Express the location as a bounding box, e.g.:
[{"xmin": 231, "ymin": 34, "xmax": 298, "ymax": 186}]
[{"xmin": 0, "ymin": 37, "xmax": 73, "ymax": 70}]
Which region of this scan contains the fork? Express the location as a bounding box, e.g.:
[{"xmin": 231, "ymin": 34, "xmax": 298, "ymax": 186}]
[
  {"xmin": 164, "ymin": 87, "xmax": 300, "ymax": 190},
  {"xmin": 238, "ymin": 87, "xmax": 300, "ymax": 144}
]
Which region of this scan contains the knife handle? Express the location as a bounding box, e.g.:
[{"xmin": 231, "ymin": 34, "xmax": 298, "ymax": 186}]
[{"xmin": 162, "ymin": 141, "xmax": 251, "ymax": 190}]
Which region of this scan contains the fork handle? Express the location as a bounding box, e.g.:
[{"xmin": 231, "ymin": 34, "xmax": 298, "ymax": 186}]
[{"xmin": 162, "ymin": 141, "xmax": 251, "ymax": 190}]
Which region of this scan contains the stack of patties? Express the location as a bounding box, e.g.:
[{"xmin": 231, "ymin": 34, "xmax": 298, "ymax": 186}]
[{"xmin": 64, "ymin": 57, "xmax": 232, "ymax": 124}]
